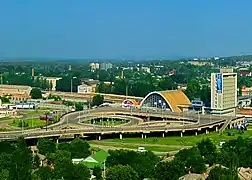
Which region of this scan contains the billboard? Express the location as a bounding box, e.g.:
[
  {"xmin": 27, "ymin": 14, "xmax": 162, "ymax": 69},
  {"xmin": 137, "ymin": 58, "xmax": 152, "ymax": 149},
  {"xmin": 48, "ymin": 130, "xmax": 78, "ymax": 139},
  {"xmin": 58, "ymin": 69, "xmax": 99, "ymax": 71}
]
[{"xmin": 216, "ymin": 73, "xmax": 222, "ymax": 93}]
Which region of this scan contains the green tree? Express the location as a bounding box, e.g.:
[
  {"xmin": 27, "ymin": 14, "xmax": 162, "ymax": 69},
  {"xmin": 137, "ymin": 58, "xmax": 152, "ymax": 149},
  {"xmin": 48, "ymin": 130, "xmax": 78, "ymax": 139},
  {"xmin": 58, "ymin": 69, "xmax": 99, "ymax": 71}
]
[
  {"xmin": 33, "ymin": 154, "xmax": 41, "ymax": 169},
  {"xmin": 70, "ymin": 138, "xmax": 91, "ymax": 158},
  {"xmin": 207, "ymin": 166, "xmax": 239, "ymax": 180},
  {"xmin": 37, "ymin": 139, "xmax": 56, "ymax": 155},
  {"xmin": 175, "ymin": 147, "xmax": 206, "ymax": 174},
  {"xmin": 154, "ymin": 159, "xmax": 186, "ymax": 180},
  {"xmin": 9, "ymin": 137, "xmax": 33, "ymax": 180},
  {"xmin": 93, "ymin": 166, "xmax": 102, "ymax": 180},
  {"xmin": 72, "ymin": 164, "xmax": 90, "ymax": 180},
  {"xmin": 92, "ymin": 94, "xmax": 104, "ymax": 107},
  {"xmin": 184, "ymin": 79, "xmax": 201, "ymax": 100},
  {"xmin": 30, "ymin": 87, "xmax": 42, "ymax": 99},
  {"xmin": 106, "ymin": 165, "xmax": 139, "ymax": 180},
  {"xmin": 58, "ymin": 142, "xmax": 72, "ymax": 152},
  {"xmin": 36, "ymin": 166, "xmax": 54, "ymax": 180}
]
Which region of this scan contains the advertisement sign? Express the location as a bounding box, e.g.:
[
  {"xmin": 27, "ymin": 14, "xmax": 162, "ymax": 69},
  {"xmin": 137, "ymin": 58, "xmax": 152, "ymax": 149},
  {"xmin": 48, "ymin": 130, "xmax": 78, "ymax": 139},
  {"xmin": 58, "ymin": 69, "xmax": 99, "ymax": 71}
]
[{"xmin": 216, "ymin": 73, "xmax": 222, "ymax": 93}]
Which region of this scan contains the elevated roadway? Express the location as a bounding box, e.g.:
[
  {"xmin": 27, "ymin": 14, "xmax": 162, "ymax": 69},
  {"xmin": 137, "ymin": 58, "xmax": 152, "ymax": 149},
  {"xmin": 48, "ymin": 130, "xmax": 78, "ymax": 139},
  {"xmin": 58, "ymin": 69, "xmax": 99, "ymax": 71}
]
[{"xmin": 0, "ymin": 106, "xmax": 245, "ymax": 141}]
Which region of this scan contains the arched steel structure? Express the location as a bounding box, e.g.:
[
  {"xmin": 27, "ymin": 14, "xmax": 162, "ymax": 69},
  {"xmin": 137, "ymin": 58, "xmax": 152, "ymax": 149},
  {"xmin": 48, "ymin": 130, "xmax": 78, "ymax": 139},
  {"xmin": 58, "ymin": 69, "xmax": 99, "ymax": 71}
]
[{"xmin": 140, "ymin": 90, "xmax": 191, "ymax": 112}]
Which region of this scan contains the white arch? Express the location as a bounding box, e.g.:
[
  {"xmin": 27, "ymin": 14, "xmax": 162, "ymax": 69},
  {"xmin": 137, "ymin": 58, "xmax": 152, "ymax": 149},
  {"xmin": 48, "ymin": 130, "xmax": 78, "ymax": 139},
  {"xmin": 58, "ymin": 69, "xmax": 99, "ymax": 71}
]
[{"xmin": 140, "ymin": 91, "xmax": 174, "ymax": 112}]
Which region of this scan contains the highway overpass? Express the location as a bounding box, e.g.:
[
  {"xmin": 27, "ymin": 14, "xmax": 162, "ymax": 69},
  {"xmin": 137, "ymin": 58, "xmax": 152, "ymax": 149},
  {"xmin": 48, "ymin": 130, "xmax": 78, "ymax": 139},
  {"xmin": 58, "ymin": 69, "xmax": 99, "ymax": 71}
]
[{"xmin": 0, "ymin": 107, "xmax": 245, "ymax": 141}]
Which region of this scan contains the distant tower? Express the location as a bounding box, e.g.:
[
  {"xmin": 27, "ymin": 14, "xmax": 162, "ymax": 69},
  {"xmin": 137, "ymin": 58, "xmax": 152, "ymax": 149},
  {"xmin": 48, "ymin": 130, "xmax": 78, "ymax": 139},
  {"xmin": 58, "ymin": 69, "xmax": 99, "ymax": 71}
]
[
  {"xmin": 31, "ymin": 68, "xmax": 35, "ymax": 77},
  {"xmin": 121, "ymin": 70, "xmax": 124, "ymax": 80},
  {"xmin": 68, "ymin": 65, "xmax": 72, "ymax": 71}
]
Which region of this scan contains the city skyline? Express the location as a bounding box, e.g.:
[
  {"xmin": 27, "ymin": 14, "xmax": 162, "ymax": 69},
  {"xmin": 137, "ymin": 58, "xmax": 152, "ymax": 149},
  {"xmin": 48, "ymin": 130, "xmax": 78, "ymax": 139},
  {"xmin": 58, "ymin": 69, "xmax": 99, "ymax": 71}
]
[{"xmin": 0, "ymin": 0, "xmax": 252, "ymax": 60}]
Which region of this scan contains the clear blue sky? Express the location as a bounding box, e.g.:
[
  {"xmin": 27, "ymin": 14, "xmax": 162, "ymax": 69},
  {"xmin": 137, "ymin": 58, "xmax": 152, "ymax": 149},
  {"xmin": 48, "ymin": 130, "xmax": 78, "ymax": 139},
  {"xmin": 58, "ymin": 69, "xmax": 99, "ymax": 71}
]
[{"xmin": 0, "ymin": 0, "xmax": 252, "ymax": 60}]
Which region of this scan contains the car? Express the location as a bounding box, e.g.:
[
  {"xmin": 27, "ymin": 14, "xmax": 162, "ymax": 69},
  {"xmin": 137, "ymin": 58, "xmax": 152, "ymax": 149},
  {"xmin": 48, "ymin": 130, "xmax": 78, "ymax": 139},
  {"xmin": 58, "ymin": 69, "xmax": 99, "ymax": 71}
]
[{"xmin": 137, "ymin": 147, "xmax": 147, "ymax": 152}]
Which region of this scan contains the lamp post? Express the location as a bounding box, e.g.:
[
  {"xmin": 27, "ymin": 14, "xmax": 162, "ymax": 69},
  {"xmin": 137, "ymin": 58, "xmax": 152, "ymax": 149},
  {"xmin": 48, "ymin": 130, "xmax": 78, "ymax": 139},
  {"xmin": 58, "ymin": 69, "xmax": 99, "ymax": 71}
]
[{"xmin": 70, "ymin": 77, "xmax": 77, "ymax": 94}]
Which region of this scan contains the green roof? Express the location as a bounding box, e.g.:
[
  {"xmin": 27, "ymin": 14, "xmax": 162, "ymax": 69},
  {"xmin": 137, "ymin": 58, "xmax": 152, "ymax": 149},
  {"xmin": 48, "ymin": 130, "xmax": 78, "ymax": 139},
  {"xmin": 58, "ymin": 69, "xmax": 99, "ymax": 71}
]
[{"xmin": 82, "ymin": 150, "xmax": 109, "ymax": 169}]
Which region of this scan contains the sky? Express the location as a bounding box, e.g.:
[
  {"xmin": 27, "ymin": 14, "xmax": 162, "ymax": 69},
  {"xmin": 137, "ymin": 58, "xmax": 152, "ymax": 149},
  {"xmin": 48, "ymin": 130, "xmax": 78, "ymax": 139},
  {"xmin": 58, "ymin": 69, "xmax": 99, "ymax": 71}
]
[{"xmin": 0, "ymin": 0, "xmax": 252, "ymax": 60}]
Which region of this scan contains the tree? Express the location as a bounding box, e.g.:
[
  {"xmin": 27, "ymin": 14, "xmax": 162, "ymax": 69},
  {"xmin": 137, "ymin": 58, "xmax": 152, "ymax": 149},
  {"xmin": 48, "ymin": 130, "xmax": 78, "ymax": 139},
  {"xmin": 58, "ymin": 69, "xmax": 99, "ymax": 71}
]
[
  {"xmin": 70, "ymin": 138, "xmax": 91, "ymax": 158},
  {"xmin": 197, "ymin": 138, "xmax": 216, "ymax": 157},
  {"xmin": 36, "ymin": 166, "xmax": 54, "ymax": 180},
  {"xmin": 9, "ymin": 137, "xmax": 33, "ymax": 180},
  {"xmin": 37, "ymin": 139, "xmax": 56, "ymax": 155},
  {"xmin": 30, "ymin": 87, "xmax": 42, "ymax": 99},
  {"xmin": 71, "ymin": 164, "xmax": 90, "ymax": 180},
  {"xmin": 184, "ymin": 79, "xmax": 201, "ymax": 100},
  {"xmin": 106, "ymin": 165, "xmax": 139, "ymax": 180},
  {"xmin": 93, "ymin": 166, "xmax": 102, "ymax": 180},
  {"xmin": 58, "ymin": 142, "xmax": 72, "ymax": 152},
  {"xmin": 175, "ymin": 147, "xmax": 206, "ymax": 174},
  {"xmin": 154, "ymin": 159, "xmax": 186, "ymax": 180},
  {"xmin": 33, "ymin": 154, "xmax": 41, "ymax": 169},
  {"xmin": 106, "ymin": 150, "xmax": 160, "ymax": 179},
  {"xmin": 92, "ymin": 94, "xmax": 104, "ymax": 107},
  {"xmin": 207, "ymin": 166, "xmax": 239, "ymax": 180}
]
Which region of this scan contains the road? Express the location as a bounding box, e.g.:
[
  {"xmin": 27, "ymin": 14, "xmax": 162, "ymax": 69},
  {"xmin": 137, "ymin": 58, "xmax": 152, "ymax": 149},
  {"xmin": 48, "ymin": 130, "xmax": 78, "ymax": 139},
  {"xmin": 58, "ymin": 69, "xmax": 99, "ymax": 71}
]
[{"xmin": 0, "ymin": 106, "xmax": 243, "ymax": 140}]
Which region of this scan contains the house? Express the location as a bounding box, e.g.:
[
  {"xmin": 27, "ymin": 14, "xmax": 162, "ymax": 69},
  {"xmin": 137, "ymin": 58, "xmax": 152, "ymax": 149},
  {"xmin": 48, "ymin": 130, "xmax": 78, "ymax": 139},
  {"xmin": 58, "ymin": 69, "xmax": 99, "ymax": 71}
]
[{"xmin": 72, "ymin": 150, "xmax": 109, "ymax": 169}]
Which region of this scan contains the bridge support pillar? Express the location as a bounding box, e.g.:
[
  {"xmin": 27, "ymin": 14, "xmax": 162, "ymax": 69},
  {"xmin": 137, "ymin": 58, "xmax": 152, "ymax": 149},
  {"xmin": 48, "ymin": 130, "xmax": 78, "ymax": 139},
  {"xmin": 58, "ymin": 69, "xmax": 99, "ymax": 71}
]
[
  {"xmin": 141, "ymin": 134, "xmax": 144, "ymax": 139},
  {"xmin": 229, "ymin": 124, "xmax": 232, "ymax": 129},
  {"xmin": 162, "ymin": 133, "xmax": 165, "ymax": 138},
  {"xmin": 216, "ymin": 126, "xmax": 218, "ymax": 132},
  {"xmin": 98, "ymin": 135, "xmax": 101, "ymax": 141},
  {"xmin": 56, "ymin": 139, "xmax": 59, "ymax": 144},
  {"xmin": 206, "ymin": 130, "xmax": 208, "ymax": 134},
  {"xmin": 195, "ymin": 131, "xmax": 198, "ymax": 136},
  {"xmin": 120, "ymin": 134, "xmax": 123, "ymax": 140},
  {"xmin": 180, "ymin": 132, "xmax": 183, "ymax": 137},
  {"xmin": 144, "ymin": 134, "xmax": 147, "ymax": 139}
]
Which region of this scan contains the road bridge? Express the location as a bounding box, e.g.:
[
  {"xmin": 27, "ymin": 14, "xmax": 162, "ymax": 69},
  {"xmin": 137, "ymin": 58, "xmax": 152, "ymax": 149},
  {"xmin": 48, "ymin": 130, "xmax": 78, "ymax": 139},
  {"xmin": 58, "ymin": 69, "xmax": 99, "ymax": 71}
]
[{"xmin": 0, "ymin": 106, "xmax": 245, "ymax": 141}]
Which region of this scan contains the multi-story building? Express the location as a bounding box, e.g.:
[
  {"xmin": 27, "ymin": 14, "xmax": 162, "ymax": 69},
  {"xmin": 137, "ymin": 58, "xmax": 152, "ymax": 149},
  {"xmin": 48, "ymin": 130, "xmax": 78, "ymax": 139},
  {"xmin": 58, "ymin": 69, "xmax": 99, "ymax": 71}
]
[
  {"xmin": 211, "ymin": 68, "xmax": 237, "ymax": 116},
  {"xmin": 90, "ymin": 63, "xmax": 100, "ymax": 72},
  {"xmin": 100, "ymin": 63, "xmax": 112, "ymax": 71},
  {"xmin": 77, "ymin": 83, "xmax": 95, "ymax": 94}
]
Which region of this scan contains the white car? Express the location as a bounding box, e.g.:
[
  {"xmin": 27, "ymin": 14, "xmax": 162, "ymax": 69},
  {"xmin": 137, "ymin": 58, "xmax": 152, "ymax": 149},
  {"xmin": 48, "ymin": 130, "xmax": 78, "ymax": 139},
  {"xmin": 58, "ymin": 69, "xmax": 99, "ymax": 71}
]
[{"xmin": 137, "ymin": 147, "xmax": 147, "ymax": 152}]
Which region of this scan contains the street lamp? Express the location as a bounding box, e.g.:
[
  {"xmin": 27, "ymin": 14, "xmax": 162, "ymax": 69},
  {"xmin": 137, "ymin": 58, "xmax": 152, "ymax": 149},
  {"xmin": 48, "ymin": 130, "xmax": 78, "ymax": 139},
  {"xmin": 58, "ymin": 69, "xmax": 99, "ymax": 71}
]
[{"xmin": 70, "ymin": 77, "xmax": 77, "ymax": 94}]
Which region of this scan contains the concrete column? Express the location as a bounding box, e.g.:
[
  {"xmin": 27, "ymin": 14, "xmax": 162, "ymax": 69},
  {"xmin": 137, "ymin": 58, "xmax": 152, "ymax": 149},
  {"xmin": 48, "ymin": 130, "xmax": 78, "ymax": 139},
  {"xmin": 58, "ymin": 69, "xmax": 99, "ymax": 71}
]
[
  {"xmin": 56, "ymin": 139, "xmax": 59, "ymax": 144},
  {"xmin": 180, "ymin": 132, "xmax": 183, "ymax": 137},
  {"xmin": 229, "ymin": 124, "xmax": 232, "ymax": 129},
  {"xmin": 98, "ymin": 135, "xmax": 101, "ymax": 141},
  {"xmin": 206, "ymin": 130, "xmax": 208, "ymax": 134},
  {"xmin": 216, "ymin": 126, "xmax": 218, "ymax": 132},
  {"xmin": 141, "ymin": 134, "xmax": 144, "ymax": 139},
  {"xmin": 195, "ymin": 131, "xmax": 198, "ymax": 136},
  {"xmin": 162, "ymin": 133, "xmax": 165, "ymax": 138},
  {"xmin": 120, "ymin": 133, "xmax": 123, "ymax": 140},
  {"xmin": 144, "ymin": 134, "xmax": 147, "ymax": 139}
]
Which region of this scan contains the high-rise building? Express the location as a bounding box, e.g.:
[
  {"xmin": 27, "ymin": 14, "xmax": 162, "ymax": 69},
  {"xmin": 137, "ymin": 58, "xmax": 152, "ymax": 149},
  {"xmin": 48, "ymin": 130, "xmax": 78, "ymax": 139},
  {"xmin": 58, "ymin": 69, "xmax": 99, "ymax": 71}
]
[
  {"xmin": 31, "ymin": 68, "xmax": 35, "ymax": 77},
  {"xmin": 211, "ymin": 68, "xmax": 237, "ymax": 116},
  {"xmin": 100, "ymin": 63, "xmax": 112, "ymax": 71}
]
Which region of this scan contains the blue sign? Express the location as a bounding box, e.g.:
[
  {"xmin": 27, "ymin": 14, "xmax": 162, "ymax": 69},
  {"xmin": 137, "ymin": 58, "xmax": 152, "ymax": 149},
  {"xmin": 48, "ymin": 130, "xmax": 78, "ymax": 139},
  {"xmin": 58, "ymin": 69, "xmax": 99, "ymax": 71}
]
[
  {"xmin": 216, "ymin": 73, "xmax": 222, "ymax": 93},
  {"xmin": 192, "ymin": 100, "xmax": 203, "ymax": 106}
]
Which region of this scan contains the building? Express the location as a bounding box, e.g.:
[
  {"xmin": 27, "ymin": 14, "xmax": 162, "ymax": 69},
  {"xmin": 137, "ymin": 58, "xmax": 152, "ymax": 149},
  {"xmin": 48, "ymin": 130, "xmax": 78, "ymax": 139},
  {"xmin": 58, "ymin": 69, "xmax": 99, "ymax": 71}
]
[
  {"xmin": 77, "ymin": 83, "xmax": 94, "ymax": 94},
  {"xmin": 0, "ymin": 85, "xmax": 32, "ymax": 102},
  {"xmin": 140, "ymin": 90, "xmax": 191, "ymax": 112},
  {"xmin": 90, "ymin": 63, "xmax": 100, "ymax": 72},
  {"xmin": 45, "ymin": 77, "xmax": 62, "ymax": 91},
  {"xmin": 211, "ymin": 68, "xmax": 237, "ymax": 116},
  {"xmin": 100, "ymin": 63, "xmax": 113, "ymax": 71},
  {"xmin": 141, "ymin": 67, "xmax": 151, "ymax": 73}
]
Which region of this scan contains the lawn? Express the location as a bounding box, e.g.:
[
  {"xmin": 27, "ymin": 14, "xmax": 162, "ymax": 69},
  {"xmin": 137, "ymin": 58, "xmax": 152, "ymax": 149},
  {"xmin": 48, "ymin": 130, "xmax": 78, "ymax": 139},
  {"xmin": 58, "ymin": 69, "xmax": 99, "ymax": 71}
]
[
  {"xmin": 95, "ymin": 129, "xmax": 252, "ymax": 147},
  {"xmin": 8, "ymin": 118, "xmax": 48, "ymax": 129},
  {"xmin": 0, "ymin": 116, "xmax": 12, "ymax": 121},
  {"xmin": 18, "ymin": 110, "xmax": 49, "ymax": 116},
  {"xmin": 90, "ymin": 141, "xmax": 181, "ymax": 152}
]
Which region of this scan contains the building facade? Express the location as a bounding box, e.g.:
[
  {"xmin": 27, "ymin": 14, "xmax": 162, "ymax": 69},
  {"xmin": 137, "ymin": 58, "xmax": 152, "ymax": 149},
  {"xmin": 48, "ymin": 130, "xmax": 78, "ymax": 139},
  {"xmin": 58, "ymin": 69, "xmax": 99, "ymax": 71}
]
[
  {"xmin": 77, "ymin": 84, "xmax": 94, "ymax": 94},
  {"xmin": 211, "ymin": 69, "xmax": 237, "ymax": 116},
  {"xmin": 100, "ymin": 63, "xmax": 113, "ymax": 71}
]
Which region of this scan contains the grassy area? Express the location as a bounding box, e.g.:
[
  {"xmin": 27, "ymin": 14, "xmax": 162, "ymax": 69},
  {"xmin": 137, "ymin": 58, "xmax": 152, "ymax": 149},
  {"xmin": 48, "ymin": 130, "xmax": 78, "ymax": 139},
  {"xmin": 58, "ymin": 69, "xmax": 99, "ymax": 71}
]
[
  {"xmin": 85, "ymin": 119, "xmax": 129, "ymax": 126},
  {"xmin": 0, "ymin": 116, "xmax": 12, "ymax": 121},
  {"xmin": 19, "ymin": 110, "xmax": 47, "ymax": 116},
  {"xmin": 90, "ymin": 141, "xmax": 181, "ymax": 152},
  {"xmin": 96, "ymin": 129, "xmax": 252, "ymax": 146},
  {"xmin": 8, "ymin": 118, "xmax": 47, "ymax": 129}
]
